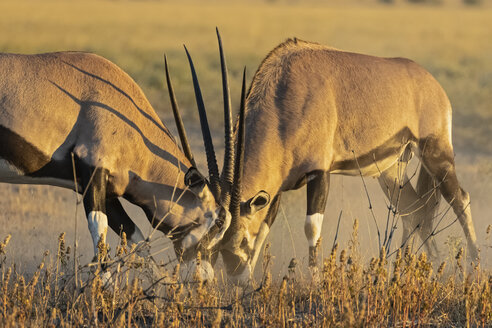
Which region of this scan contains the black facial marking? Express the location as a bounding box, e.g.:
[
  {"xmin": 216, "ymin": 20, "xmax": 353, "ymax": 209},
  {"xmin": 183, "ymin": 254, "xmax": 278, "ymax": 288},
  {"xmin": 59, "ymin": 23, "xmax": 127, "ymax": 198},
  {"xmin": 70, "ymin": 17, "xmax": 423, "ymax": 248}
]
[
  {"xmin": 185, "ymin": 167, "xmax": 206, "ymax": 188},
  {"xmin": 264, "ymin": 193, "xmax": 282, "ymax": 227},
  {"xmin": 215, "ymin": 207, "xmax": 227, "ymax": 229}
]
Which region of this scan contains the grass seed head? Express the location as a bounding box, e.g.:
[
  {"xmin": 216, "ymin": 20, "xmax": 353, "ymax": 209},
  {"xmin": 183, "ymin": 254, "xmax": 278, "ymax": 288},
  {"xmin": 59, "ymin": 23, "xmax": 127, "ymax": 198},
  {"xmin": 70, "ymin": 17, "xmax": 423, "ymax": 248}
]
[{"xmin": 0, "ymin": 234, "xmax": 11, "ymax": 255}]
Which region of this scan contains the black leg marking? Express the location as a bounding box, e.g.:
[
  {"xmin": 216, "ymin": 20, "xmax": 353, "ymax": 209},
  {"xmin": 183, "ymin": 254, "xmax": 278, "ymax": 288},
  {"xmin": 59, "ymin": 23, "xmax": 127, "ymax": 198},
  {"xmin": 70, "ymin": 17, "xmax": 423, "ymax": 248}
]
[
  {"xmin": 306, "ymin": 170, "xmax": 330, "ymax": 216},
  {"xmin": 306, "ymin": 171, "xmax": 330, "ymax": 267},
  {"xmin": 78, "ymin": 164, "xmax": 108, "ymax": 214},
  {"xmin": 75, "ymin": 158, "xmax": 110, "ymax": 260},
  {"xmin": 106, "ymin": 198, "xmax": 139, "ymax": 242}
]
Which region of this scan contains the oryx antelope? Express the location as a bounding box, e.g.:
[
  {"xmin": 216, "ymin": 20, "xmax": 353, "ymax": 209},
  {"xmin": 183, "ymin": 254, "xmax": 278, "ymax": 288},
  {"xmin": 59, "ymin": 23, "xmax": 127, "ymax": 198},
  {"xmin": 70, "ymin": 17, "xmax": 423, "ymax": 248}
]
[
  {"xmin": 0, "ymin": 51, "xmax": 232, "ymax": 278},
  {"xmin": 193, "ymin": 37, "xmax": 479, "ymax": 281}
]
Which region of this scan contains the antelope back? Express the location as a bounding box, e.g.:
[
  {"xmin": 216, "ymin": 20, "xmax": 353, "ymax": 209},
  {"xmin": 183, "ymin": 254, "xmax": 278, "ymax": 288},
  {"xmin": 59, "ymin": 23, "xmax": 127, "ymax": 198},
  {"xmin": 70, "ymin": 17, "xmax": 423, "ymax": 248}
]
[{"xmin": 0, "ymin": 52, "xmax": 188, "ymax": 182}]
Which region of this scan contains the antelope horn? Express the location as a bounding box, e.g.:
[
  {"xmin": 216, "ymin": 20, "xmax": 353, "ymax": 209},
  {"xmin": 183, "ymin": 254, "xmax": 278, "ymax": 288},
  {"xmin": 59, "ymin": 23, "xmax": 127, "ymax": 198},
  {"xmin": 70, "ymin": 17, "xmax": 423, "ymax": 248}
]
[
  {"xmin": 230, "ymin": 67, "xmax": 247, "ymax": 225},
  {"xmin": 216, "ymin": 28, "xmax": 234, "ymax": 208},
  {"xmin": 164, "ymin": 55, "xmax": 196, "ymax": 167},
  {"xmin": 184, "ymin": 45, "xmax": 221, "ymax": 199}
]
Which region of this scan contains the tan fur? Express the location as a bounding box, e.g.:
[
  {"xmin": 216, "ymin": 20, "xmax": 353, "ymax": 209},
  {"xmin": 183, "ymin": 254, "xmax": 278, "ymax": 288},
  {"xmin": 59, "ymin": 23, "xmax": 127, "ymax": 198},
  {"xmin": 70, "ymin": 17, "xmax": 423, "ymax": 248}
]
[
  {"xmin": 243, "ymin": 39, "xmax": 451, "ymax": 199},
  {"xmin": 222, "ymin": 39, "xmax": 478, "ymax": 278}
]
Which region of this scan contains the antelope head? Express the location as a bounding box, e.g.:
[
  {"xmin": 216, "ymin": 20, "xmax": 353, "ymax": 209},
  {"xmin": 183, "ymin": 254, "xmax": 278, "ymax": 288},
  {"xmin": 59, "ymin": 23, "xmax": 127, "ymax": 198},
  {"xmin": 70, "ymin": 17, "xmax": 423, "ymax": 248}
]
[
  {"xmin": 181, "ymin": 29, "xmax": 272, "ymax": 283},
  {"xmin": 218, "ymin": 68, "xmax": 273, "ymax": 284},
  {"xmin": 164, "ymin": 54, "xmax": 232, "ymax": 280},
  {"xmin": 218, "ymin": 71, "xmax": 271, "ymax": 283}
]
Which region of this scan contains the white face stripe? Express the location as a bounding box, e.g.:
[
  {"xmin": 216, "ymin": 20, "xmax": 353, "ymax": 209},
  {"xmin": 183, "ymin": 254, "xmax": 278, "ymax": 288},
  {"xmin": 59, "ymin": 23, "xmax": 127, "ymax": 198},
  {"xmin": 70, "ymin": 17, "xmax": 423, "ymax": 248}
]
[
  {"xmin": 180, "ymin": 212, "xmax": 214, "ymax": 251},
  {"xmin": 87, "ymin": 211, "xmax": 109, "ymax": 257},
  {"xmin": 180, "ymin": 208, "xmax": 231, "ymax": 253},
  {"xmin": 305, "ymin": 213, "xmax": 324, "ymax": 247},
  {"xmin": 206, "ymin": 210, "xmax": 231, "ymax": 250},
  {"xmin": 250, "ymin": 222, "xmax": 270, "ymax": 272}
]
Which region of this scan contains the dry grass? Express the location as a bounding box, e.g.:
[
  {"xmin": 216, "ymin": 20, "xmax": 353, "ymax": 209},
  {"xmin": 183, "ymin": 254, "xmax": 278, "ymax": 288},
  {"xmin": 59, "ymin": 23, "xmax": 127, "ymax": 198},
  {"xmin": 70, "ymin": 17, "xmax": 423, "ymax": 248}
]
[{"xmin": 0, "ymin": 223, "xmax": 491, "ymax": 327}]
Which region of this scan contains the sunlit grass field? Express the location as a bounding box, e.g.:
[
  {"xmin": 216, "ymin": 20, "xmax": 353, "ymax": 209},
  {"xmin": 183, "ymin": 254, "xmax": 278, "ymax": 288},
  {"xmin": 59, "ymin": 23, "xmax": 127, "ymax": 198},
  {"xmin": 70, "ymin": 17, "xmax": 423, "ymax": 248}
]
[
  {"xmin": 0, "ymin": 0, "xmax": 491, "ymax": 326},
  {"xmin": 0, "ymin": 0, "xmax": 490, "ymax": 154}
]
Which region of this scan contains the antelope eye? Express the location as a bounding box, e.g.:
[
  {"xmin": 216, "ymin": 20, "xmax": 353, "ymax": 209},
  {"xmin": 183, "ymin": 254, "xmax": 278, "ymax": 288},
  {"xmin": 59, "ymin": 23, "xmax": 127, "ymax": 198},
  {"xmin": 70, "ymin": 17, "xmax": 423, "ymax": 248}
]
[
  {"xmin": 215, "ymin": 207, "xmax": 227, "ymax": 228},
  {"xmin": 215, "ymin": 216, "xmax": 224, "ymax": 229},
  {"xmin": 241, "ymin": 237, "xmax": 248, "ymax": 247}
]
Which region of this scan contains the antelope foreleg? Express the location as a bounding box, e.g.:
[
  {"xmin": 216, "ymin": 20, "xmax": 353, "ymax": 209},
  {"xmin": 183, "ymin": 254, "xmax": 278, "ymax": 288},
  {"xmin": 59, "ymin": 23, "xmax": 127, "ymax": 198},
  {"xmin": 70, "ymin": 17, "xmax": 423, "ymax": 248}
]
[
  {"xmin": 305, "ymin": 171, "xmax": 330, "ymax": 267},
  {"xmin": 106, "ymin": 198, "xmax": 145, "ymax": 248},
  {"xmin": 79, "ymin": 165, "xmax": 110, "ymax": 261}
]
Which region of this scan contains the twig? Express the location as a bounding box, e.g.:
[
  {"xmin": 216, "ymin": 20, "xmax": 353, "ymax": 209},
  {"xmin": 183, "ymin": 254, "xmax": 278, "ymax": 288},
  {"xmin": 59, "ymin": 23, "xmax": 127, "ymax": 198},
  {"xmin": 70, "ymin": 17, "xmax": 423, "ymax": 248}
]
[
  {"xmin": 332, "ymin": 210, "xmax": 343, "ymax": 250},
  {"xmin": 71, "ymin": 153, "xmax": 79, "ymax": 290},
  {"xmin": 416, "ymin": 201, "xmax": 469, "ymax": 254},
  {"xmin": 280, "ymin": 205, "xmax": 297, "ymax": 259},
  {"xmin": 352, "ymin": 150, "xmax": 381, "ymax": 249},
  {"xmin": 386, "ymin": 224, "xmax": 421, "ymax": 258}
]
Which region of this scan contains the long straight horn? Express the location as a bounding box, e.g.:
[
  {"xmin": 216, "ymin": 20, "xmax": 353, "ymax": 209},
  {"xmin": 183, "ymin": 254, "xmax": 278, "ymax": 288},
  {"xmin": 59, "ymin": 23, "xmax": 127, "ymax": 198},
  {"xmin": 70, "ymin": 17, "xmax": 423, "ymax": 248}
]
[
  {"xmin": 217, "ymin": 28, "xmax": 234, "ymax": 208},
  {"xmin": 164, "ymin": 55, "xmax": 196, "ymax": 168},
  {"xmin": 230, "ymin": 67, "xmax": 247, "ymax": 224},
  {"xmin": 184, "ymin": 45, "xmax": 221, "ymax": 198}
]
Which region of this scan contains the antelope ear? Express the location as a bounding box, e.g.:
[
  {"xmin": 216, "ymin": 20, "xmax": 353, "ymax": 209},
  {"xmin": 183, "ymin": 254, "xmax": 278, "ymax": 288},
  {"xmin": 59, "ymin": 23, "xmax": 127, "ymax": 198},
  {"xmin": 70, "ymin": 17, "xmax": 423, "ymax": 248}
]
[
  {"xmin": 184, "ymin": 167, "xmax": 207, "ymax": 196},
  {"xmin": 244, "ymin": 190, "xmax": 270, "ymax": 215}
]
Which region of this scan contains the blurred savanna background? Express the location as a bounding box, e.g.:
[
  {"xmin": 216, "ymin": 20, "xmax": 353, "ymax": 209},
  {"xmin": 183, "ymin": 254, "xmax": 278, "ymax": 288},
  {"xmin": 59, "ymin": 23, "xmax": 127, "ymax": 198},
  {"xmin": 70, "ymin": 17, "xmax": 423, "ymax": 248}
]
[{"xmin": 0, "ymin": 0, "xmax": 491, "ymax": 279}]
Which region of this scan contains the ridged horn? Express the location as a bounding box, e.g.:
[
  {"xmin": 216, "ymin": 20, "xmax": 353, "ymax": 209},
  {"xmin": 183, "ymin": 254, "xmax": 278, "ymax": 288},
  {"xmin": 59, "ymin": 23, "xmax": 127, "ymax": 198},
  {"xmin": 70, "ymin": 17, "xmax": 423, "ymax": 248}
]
[
  {"xmin": 230, "ymin": 67, "xmax": 247, "ymax": 225},
  {"xmin": 217, "ymin": 28, "xmax": 234, "ymax": 208},
  {"xmin": 184, "ymin": 45, "xmax": 221, "ymax": 199},
  {"xmin": 164, "ymin": 55, "xmax": 196, "ymax": 168}
]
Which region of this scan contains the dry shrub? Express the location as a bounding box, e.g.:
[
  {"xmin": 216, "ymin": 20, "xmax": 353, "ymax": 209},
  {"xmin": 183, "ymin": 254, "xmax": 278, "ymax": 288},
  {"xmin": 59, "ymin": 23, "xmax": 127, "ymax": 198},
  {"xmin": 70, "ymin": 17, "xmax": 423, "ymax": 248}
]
[{"xmin": 0, "ymin": 221, "xmax": 490, "ymax": 326}]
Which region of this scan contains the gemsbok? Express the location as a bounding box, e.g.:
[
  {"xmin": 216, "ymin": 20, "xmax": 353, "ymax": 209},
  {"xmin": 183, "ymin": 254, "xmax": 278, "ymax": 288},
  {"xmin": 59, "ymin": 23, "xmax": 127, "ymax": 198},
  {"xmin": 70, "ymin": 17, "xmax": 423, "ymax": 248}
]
[
  {"xmin": 191, "ymin": 36, "xmax": 480, "ymax": 282},
  {"xmin": 0, "ymin": 50, "xmax": 233, "ymax": 278}
]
